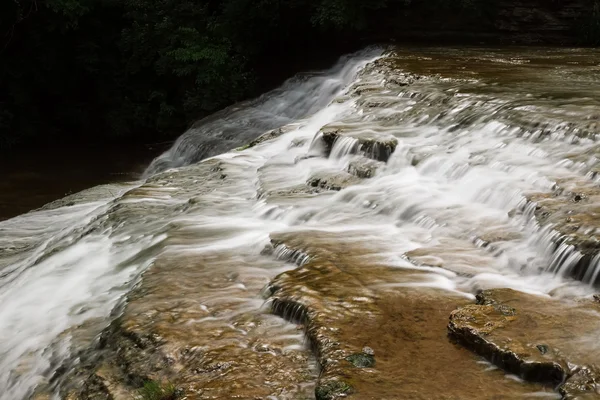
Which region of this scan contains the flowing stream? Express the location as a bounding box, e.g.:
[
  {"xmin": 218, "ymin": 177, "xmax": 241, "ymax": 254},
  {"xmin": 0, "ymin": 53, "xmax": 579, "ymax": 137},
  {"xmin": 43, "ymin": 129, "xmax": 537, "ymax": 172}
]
[{"xmin": 1, "ymin": 46, "xmax": 600, "ymax": 399}]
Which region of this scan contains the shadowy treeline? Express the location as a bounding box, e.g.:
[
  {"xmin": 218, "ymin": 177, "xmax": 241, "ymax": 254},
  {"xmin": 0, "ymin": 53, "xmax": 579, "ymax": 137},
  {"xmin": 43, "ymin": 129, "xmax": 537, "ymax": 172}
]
[{"xmin": 1, "ymin": 0, "xmax": 599, "ymax": 150}]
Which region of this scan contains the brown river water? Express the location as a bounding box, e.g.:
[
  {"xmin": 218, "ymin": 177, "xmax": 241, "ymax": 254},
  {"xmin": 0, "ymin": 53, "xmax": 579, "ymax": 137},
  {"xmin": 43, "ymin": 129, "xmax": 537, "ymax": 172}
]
[
  {"xmin": 0, "ymin": 142, "xmax": 168, "ymax": 221},
  {"xmin": 2, "ymin": 46, "xmax": 600, "ymax": 399}
]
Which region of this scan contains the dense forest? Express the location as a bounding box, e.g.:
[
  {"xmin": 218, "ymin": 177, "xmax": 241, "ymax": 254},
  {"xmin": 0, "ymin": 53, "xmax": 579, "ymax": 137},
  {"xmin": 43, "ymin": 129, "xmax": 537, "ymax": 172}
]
[{"xmin": 1, "ymin": 0, "xmax": 599, "ymax": 150}]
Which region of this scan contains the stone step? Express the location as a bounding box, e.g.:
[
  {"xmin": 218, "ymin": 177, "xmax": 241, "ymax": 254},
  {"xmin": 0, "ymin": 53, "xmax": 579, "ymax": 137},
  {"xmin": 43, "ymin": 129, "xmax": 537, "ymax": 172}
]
[{"xmin": 449, "ymin": 288, "xmax": 600, "ymax": 399}]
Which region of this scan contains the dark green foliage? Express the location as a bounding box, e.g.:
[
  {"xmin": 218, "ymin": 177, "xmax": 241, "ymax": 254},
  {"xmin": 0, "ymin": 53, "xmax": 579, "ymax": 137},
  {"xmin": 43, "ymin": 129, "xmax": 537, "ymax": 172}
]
[
  {"xmin": 1, "ymin": 0, "xmax": 377, "ymax": 149},
  {"xmin": 311, "ymin": 0, "xmax": 388, "ymax": 30},
  {"xmin": 138, "ymin": 380, "xmax": 179, "ymax": 400},
  {"xmin": 0, "ymin": 0, "xmax": 597, "ymax": 150},
  {"xmin": 118, "ymin": 0, "xmax": 250, "ymax": 131}
]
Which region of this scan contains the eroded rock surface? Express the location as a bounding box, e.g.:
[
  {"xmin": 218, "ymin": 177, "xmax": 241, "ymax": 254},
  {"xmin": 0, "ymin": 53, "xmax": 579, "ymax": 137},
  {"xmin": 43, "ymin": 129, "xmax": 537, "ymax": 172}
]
[
  {"xmin": 449, "ymin": 289, "xmax": 600, "ymax": 399},
  {"xmin": 54, "ymin": 158, "xmax": 319, "ymax": 400},
  {"xmin": 63, "ymin": 252, "xmax": 317, "ymax": 400},
  {"xmin": 268, "ymin": 231, "xmax": 551, "ymax": 399}
]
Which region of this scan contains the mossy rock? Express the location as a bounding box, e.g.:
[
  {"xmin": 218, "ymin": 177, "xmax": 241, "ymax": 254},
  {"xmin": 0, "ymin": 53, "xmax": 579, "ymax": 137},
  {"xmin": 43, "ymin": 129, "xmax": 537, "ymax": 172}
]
[
  {"xmin": 315, "ymin": 380, "xmax": 353, "ymax": 400},
  {"xmin": 346, "ymin": 352, "xmax": 375, "ymax": 368}
]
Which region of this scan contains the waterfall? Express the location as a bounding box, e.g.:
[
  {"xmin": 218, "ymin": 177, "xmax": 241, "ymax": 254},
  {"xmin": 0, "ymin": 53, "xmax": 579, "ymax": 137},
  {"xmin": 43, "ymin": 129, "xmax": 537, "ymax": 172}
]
[{"xmin": 2, "ymin": 46, "xmax": 600, "ymax": 398}]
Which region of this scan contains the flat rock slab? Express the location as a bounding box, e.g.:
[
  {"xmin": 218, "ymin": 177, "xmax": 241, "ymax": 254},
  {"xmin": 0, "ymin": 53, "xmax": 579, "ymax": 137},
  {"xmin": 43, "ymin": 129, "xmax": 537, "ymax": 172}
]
[
  {"xmin": 269, "ymin": 231, "xmax": 553, "ymax": 399},
  {"xmin": 57, "ymin": 158, "xmax": 318, "ymax": 400},
  {"xmin": 237, "ymin": 123, "xmax": 302, "ymax": 150},
  {"xmin": 449, "ymin": 288, "xmax": 600, "ymax": 399}
]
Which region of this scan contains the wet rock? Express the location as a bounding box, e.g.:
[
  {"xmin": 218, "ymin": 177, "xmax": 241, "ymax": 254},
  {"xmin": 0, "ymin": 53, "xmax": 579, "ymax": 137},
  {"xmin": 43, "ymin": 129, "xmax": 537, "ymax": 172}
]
[
  {"xmin": 268, "ymin": 231, "xmax": 549, "ymax": 399},
  {"xmin": 345, "ymin": 352, "xmax": 375, "ymax": 368},
  {"xmin": 362, "ymin": 346, "xmax": 374, "ymax": 356},
  {"xmin": 560, "ymin": 367, "xmax": 600, "ymax": 400},
  {"xmin": 405, "ymin": 238, "xmax": 500, "ymax": 277},
  {"xmin": 258, "ymin": 183, "xmax": 322, "ymax": 200},
  {"xmin": 260, "ymin": 243, "xmax": 275, "ymax": 256},
  {"xmin": 473, "ymin": 229, "xmax": 523, "ymax": 249},
  {"xmin": 55, "ymin": 160, "xmax": 318, "ymax": 400},
  {"xmin": 319, "ymin": 125, "xmax": 398, "ymax": 163},
  {"xmin": 449, "ymin": 288, "xmax": 600, "ymax": 398},
  {"xmin": 307, "ymin": 171, "xmax": 361, "ymax": 191},
  {"xmin": 61, "ymin": 251, "xmax": 318, "ymax": 399},
  {"xmin": 315, "ymin": 380, "xmax": 353, "ymax": 400},
  {"xmin": 347, "ymin": 158, "xmax": 383, "ymax": 179},
  {"xmin": 536, "ymin": 344, "xmax": 549, "ymax": 355},
  {"xmin": 241, "ymin": 124, "xmax": 301, "ymax": 150},
  {"xmin": 523, "ymin": 178, "xmax": 600, "ymax": 285},
  {"xmin": 36, "ymin": 183, "xmax": 133, "ymax": 213}
]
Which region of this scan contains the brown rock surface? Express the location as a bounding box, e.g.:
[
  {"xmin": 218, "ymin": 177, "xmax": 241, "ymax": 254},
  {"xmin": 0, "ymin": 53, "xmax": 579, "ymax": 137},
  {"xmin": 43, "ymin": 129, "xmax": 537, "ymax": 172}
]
[
  {"xmin": 449, "ymin": 288, "xmax": 600, "ymax": 399},
  {"xmin": 268, "ymin": 231, "xmax": 552, "ymax": 399}
]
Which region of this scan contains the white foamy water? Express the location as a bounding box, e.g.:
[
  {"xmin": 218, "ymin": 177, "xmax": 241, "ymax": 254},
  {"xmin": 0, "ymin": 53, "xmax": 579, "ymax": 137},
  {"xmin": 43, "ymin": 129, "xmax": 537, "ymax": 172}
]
[{"xmin": 1, "ymin": 46, "xmax": 600, "ymax": 398}]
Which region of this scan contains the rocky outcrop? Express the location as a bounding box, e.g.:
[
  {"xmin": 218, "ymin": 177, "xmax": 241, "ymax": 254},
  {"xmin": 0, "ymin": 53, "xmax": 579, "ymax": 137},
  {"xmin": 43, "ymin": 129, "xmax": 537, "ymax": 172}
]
[
  {"xmin": 239, "ymin": 124, "xmax": 302, "ymax": 151},
  {"xmin": 44, "ymin": 48, "xmax": 600, "ymax": 400},
  {"xmin": 449, "ymin": 289, "xmax": 600, "ymax": 399}
]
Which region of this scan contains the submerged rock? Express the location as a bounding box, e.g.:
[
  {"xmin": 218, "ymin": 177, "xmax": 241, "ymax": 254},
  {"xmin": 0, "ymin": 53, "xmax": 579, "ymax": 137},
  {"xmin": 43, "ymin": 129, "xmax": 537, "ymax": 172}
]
[
  {"xmin": 405, "ymin": 237, "xmax": 501, "ymax": 277},
  {"xmin": 449, "ymin": 288, "xmax": 600, "ymax": 398},
  {"xmin": 315, "ymin": 380, "xmax": 353, "ymax": 400}
]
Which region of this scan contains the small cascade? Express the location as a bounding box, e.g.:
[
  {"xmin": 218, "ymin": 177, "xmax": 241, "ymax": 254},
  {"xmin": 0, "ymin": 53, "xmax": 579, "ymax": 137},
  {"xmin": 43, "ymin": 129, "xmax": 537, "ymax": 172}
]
[
  {"xmin": 270, "ymin": 298, "xmax": 310, "ymax": 325},
  {"xmin": 307, "ymin": 131, "xmax": 326, "ymax": 156},
  {"xmin": 273, "ymin": 244, "xmax": 311, "ymax": 267},
  {"xmin": 144, "ymin": 47, "xmax": 383, "ymax": 177},
  {"xmin": 547, "ymin": 242, "xmax": 582, "ymax": 276},
  {"xmin": 583, "ymin": 253, "xmax": 600, "ymax": 286},
  {"xmin": 361, "ymin": 140, "xmax": 396, "ymax": 162},
  {"xmin": 329, "ymin": 137, "xmax": 360, "ymax": 159}
]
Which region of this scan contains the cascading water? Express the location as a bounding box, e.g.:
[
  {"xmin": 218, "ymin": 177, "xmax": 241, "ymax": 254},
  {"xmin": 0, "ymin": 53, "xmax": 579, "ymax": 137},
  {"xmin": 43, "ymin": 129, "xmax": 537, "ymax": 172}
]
[
  {"xmin": 1, "ymin": 46, "xmax": 600, "ymax": 398},
  {"xmin": 143, "ymin": 47, "xmax": 384, "ymax": 177}
]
